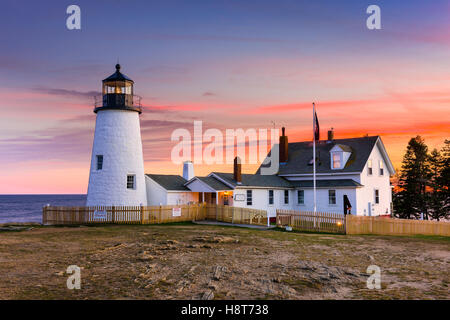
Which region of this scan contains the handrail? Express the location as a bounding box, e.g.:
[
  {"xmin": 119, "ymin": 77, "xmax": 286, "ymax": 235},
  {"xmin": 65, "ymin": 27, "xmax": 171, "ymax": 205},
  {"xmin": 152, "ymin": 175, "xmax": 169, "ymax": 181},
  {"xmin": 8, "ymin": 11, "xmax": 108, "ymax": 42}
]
[{"xmin": 93, "ymin": 94, "xmax": 142, "ymax": 108}]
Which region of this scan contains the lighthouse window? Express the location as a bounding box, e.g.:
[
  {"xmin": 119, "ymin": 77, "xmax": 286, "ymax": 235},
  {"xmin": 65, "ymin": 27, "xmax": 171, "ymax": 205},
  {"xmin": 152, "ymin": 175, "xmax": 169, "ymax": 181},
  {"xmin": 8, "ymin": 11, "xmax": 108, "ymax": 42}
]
[
  {"xmin": 127, "ymin": 175, "xmax": 136, "ymax": 189},
  {"xmin": 96, "ymin": 155, "xmax": 103, "ymax": 170}
]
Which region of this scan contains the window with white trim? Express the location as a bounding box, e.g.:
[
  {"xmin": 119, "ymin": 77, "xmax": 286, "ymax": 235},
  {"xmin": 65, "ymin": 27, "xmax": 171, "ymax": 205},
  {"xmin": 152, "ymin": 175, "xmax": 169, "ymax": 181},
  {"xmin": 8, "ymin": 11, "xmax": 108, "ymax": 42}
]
[
  {"xmin": 368, "ymin": 159, "xmax": 373, "ymax": 175},
  {"xmin": 379, "ymin": 160, "xmax": 384, "ymax": 176},
  {"xmin": 374, "ymin": 189, "xmax": 380, "ymax": 204},
  {"xmin": 268, "ymin": 190, "xmax": 274, "ymax": 205},
  {"xmin": 297, "ymin": 190, "xmax": 304, "ymax": 205},
  {"xmin": 284, "ymin": 190, "xmax": 289, "ymax": 204},
  {"xmin": 332, "ymin": 152, "xmax": 341, "ymax": 169},
  {"xmin": 127, "ymin": 174, "xmax": 136, "ymax": 189},
  {"xmin": 96, "ymin": 155, "xmax": 103, "ymax": 170},
  {"xmin": 246, "ymin": 190, "xmax": 253, "ymax": 206},
  {"xmin": 328, "ymin": 190, "xmax": 336, "ymax": 205}
]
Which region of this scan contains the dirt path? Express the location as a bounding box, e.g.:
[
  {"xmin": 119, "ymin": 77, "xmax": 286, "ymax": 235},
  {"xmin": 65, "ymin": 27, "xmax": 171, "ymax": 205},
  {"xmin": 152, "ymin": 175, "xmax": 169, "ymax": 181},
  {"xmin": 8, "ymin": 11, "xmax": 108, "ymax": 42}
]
[{"xmin": 0, "ymin": 223, "xmax": 448, "ymax": 299}]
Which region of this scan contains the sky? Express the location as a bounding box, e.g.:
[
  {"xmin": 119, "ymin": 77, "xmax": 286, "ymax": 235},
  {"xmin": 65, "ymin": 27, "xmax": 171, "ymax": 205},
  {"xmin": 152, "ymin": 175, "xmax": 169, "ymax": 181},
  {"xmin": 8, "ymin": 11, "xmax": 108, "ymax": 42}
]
[{"xmin": 0, "ymin": 0, "xmax": 449, "ymax": 194}]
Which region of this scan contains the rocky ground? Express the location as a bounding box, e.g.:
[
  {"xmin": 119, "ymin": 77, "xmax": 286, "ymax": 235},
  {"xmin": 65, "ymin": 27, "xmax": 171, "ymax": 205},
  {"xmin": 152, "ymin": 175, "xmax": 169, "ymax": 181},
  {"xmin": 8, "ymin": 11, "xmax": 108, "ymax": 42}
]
[{"xmin": 0, "ymin": 222, "xmax": 448, "ymax": 299}]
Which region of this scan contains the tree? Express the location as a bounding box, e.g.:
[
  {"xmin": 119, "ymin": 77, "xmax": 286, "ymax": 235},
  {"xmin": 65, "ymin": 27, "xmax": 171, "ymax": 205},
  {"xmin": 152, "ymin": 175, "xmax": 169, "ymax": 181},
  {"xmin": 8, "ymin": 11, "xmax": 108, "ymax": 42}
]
[
  {"xmin": 438, "ymin": 140, "xmax": 450, "ymax": 218},
  {"xmin": 428, "ymin": 148, "xmax": 446, "ymax": 220},
  {"xmin": 394, "ymin": 136, "xmax": 431, "ymax": 219}
]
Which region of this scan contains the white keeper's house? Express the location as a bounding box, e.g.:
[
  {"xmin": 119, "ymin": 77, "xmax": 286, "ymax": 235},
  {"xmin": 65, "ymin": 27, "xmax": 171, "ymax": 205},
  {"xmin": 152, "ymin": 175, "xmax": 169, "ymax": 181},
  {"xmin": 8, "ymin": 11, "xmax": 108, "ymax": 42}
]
[{"xmin": 87, "ymin": 65, "xmax": 395, "ymax": 218}]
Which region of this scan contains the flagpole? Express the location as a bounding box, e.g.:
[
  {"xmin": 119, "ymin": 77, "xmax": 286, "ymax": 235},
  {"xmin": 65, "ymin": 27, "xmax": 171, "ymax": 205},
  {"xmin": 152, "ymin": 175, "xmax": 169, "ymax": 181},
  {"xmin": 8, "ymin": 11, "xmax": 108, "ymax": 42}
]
[{"xmin": 313, "ymin": 103, "xmax": 317, "ymax": 221}]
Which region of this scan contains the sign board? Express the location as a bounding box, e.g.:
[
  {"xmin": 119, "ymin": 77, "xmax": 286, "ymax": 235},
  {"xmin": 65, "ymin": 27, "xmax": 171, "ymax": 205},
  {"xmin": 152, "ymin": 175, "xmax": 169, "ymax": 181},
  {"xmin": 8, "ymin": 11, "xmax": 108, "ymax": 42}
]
[
  {"xmin": 93, "ymin": 210, "xmax": 107, "ymax": 221},
  {"xmin": 172, "ymin": 207, "xmax": 182, "ymax": 217},
  {"xmin": 234, "ymin": 194, "xmax": 245, "ymax": 201}
]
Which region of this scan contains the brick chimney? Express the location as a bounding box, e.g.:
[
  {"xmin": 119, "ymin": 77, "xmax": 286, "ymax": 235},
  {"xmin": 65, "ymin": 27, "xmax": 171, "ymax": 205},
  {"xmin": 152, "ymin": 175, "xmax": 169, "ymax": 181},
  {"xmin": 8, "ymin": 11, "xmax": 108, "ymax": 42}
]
[
  {"xmin": 327, "ymin": 128, "xmax": 334, "ymax": 143},
  {"xmin": 233, "ymin": 156, "xmax": 242, "ymax": 184},
  {"xmin": 279, "ymin": 127, "xmax": 288, "ymax": 163}
]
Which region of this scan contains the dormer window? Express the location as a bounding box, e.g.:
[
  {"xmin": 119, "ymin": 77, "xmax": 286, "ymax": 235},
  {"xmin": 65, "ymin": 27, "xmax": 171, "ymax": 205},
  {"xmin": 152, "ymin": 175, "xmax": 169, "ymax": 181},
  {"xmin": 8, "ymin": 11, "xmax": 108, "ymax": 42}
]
[
  {"xmin": 330, "ymin": 144, "xmax": 351, "ymax": 170},
  {"xmin": 332, "ymin": 153, "xmax": 341, "ymax": 169}
]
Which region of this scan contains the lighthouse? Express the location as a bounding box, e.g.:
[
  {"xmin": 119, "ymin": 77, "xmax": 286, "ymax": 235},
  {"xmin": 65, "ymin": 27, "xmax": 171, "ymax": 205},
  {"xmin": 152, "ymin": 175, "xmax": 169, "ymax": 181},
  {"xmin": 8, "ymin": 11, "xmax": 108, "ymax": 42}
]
[{"xmin": 86, "ymin": 64, "xmax": 147, "ymax": 206}]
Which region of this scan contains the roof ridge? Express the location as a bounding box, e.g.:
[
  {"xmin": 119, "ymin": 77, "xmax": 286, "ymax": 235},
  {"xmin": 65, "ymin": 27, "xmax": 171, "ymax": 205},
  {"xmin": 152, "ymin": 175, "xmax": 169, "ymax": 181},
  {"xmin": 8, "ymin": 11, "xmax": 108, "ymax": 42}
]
[{"xmin": 288, "ymin": 135, "xmax": 379, "ymax": 145}]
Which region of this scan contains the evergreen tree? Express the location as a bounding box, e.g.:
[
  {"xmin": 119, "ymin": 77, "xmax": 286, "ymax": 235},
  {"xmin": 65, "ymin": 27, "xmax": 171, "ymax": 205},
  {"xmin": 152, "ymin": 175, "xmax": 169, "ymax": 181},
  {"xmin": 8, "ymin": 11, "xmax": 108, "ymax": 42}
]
[
  {"xmin": 394, "ymin": 136, "xmax": 431, "ymax": 219},
  {"xmin": 438, "ymin": 140, "xmax": 450, "ymax": 218},
  {"xmin": 428, "ymin": 148, "xmax": 446, "ymax": 220}
]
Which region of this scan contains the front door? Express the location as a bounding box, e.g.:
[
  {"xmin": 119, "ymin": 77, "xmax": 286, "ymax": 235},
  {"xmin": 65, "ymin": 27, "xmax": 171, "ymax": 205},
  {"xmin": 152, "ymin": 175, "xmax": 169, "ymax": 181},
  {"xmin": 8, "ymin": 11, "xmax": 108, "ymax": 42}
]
[
  {"xmin": 223, "ymin": 194, "xmax": 229, "ymax": 206},
  {"xmin": 343, "ymin": 195, "xmax": 352, "ymax": 215},
  {"xmin": 368, "ymin": 202, "xmax": 372, "ymax": 216}
]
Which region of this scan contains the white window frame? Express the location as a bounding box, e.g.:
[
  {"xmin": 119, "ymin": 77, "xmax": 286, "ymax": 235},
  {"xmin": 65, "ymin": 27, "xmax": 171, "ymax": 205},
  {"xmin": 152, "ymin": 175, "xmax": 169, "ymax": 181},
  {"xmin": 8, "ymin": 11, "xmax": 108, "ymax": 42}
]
[
  {"xmin": 332, "ymin": 152, "xmax": 342, "ymax": 169},
  {"xmin": 246, "ymin": 190, "xmax": 253, "ymax": 206},
  {"xmin": 368, "ymin": 159, "xmax": 373, "ymax": 175},
  {"xmin": 328, "ymin": 190, "xmax": 336, "ymax": 205},
  {"xmin": 379, "ymin": 160, "xmax": 384, "ymax": 176},
  {"xmin": 268, "ymin": 189, "xmax": 274, "ymax": 206},
  {"xmin": 374, "ymin": 189, "xmax": 380, "ymax": 204},
  {"xmin": 297, "ymin": 190, "xmax": 304, "ymax": 205},
  {"xmin": 284, "ymin": 190, "xmax": 289, "ymax": 205},
  {"xmin": 127, "ymin": 174, "xmax": 136, "ymax": 190},
  {"xmin": 96, "ymin": 155, "xmax": 103, "ymax": 170}
]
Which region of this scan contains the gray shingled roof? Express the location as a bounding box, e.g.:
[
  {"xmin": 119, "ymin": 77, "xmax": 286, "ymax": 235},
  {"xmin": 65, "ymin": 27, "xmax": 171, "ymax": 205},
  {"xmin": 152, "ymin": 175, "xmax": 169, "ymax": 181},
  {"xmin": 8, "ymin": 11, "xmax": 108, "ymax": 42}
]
[
  {"xmin": 257, "ymin": 136, "xmax": 379, "ymax": 175},
  {"xmin": 146, "ymin": 174, "xmax": 189, "ymax": 191},
  {"xmin": 195, "ymin": 177, "xmax": 233, "ymax": 191},
  {"xmin": 289, "ymin": 179, "xmax": 363, "ymax": 188},
  {"xmin": 211, "ymin": 172, "xmax": 292, "ymax": 188}
]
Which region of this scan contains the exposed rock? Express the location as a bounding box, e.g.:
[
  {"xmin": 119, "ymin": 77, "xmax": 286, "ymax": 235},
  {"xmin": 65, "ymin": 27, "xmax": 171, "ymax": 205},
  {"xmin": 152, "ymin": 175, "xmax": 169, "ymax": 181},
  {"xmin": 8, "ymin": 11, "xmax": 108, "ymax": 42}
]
[
  {"xmin": 201, "ymin": 290, "xmax": 214, "ymax": 300},
  {"xmin": 139, "ymin": 252, "xmax": 155, "ymax": 261},
  {"xmin": 212, "ymin": 266, "xmax": 227, "ymax": 280},
  {"xmin": 194, "ymin": 236, "xmax": 239, "ymax": 244}
]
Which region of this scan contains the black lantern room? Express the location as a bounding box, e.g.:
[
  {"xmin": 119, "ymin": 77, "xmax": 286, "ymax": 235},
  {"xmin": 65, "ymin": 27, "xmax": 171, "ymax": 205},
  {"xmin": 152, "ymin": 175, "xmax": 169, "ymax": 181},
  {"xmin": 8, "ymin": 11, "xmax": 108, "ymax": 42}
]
[{"xmin": 94, "ymin": 64, "xmax": 142, "ymax": 113}]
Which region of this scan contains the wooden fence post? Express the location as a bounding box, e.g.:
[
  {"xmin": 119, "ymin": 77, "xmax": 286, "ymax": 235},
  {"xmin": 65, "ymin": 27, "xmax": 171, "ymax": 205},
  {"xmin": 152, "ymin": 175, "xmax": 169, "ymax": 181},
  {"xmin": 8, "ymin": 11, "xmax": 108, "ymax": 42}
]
[
  {"xmin": 159, "ymin": 205, "xmax": 162, "ymax": 224},
  {"xmin": 112, "ymin": 206, "xmax": 115, "ymax": 224},
  {"xmin": 140, "ymin": 205, "xmax": 144, "ymax": 224},
  {"xmin": 42, "ymin": 205, "xmax": 47, "ymax": 225}
]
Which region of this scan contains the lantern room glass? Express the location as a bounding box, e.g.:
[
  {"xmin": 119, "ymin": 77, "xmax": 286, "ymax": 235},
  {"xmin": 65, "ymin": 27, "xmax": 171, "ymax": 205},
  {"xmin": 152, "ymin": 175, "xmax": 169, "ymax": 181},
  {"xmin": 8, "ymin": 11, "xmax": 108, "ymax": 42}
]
[{"xmin": 103, "ymin": 81, "xmax": 133, "ymax": 95}]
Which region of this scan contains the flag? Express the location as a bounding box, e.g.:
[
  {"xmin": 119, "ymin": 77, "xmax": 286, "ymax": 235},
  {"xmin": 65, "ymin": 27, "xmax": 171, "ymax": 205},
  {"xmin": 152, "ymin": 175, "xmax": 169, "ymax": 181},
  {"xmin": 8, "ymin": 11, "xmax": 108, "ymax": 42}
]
[{"xmin": 314, "ymin": 111, "xmax": 320, "ymax": 141}]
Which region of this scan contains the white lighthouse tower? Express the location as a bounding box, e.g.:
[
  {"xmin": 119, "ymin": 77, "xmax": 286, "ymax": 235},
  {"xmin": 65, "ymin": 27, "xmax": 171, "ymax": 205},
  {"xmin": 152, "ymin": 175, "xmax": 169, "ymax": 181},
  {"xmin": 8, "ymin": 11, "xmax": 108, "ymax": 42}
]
[{"xmin": 86, "ymin": 64, "xmax": 147, "ymax": 206}]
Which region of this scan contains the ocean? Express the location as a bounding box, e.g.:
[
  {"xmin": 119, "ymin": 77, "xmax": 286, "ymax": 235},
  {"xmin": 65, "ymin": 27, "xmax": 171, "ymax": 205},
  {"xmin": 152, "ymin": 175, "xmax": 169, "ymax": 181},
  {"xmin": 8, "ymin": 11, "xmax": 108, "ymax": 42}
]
[{"xmin": 0, "ymin": 195, "xmax": 87, "ymax": 224}]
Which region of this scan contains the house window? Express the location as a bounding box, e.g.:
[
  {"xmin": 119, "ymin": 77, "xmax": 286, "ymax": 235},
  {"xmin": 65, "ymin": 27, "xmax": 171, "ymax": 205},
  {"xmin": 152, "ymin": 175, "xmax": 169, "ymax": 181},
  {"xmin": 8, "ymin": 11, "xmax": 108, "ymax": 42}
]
[
  {"xmin": 328, "ymin": 190, "xmax": 336, "ymax": 205},
  {"xmin": 268, "ymin": 190, "xmax": 274, "ymax": 205},
  {"xmin": 284, "ymin": 190, "xmax": 289, "ymax": 204},
  {"xmin": 375, "ymin": 189, "xmax": 380, "ymax": 204},
  {"xmin": 96, "ymin": 155, "xmax": 103, "ymax": 170},
  {"xmin": 368, "ymin": 159, "xmax": 373, "ymax": 175},
  {"xmin": 297, "ymin": 190, "xmax": 304, "ymax": 205},
  {"xmin": 127, "ymin": 174, "xmax": 136, "ymax": 189},
  {"xmin": 332, "ymin": 153, "xmax": 341, "ymax": 169},
  {"xmin": 379, "ymin": 161, "xmax": 384, "ymax": 176},
  {"xmin": 246, "ymin": 190, "xmax": 252, "ymax": 206}
]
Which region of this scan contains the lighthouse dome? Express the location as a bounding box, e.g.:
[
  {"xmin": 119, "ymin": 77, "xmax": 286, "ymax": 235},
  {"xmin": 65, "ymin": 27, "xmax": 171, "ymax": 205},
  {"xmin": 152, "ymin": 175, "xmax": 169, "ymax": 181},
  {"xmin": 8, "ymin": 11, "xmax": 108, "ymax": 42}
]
[
  {"xmin": 95, "ymin": 64, "xmax": 142, "ymax": 114},
  {"xmin": 102, "ymin": 64, "xmax": 134, "ymax": 82}
]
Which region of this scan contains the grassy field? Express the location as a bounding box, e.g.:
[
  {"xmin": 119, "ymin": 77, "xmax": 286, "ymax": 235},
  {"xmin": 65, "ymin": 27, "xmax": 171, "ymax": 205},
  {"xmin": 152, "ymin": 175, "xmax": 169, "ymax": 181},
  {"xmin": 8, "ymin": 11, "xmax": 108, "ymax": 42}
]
[{"xmin": 0, "ymin": 222, "xmax": 448, "ymax": 300}]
